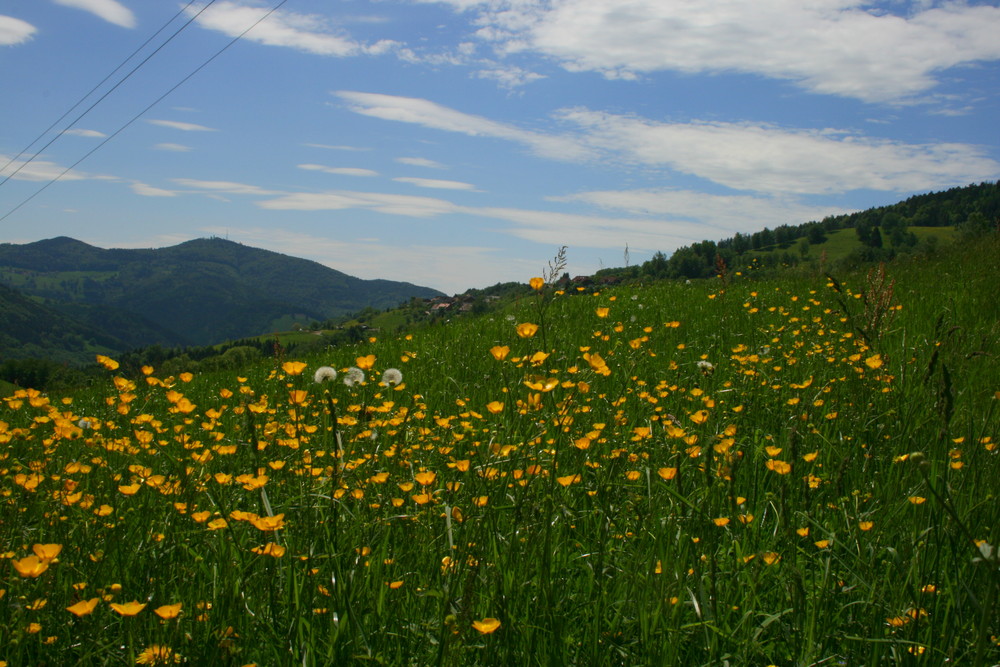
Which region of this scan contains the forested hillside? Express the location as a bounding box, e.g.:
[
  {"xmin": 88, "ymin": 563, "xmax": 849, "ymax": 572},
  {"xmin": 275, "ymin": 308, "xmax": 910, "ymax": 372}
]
[{"xmin": 0, "ymin": 236, "xmax": 442, "ymax": 359}]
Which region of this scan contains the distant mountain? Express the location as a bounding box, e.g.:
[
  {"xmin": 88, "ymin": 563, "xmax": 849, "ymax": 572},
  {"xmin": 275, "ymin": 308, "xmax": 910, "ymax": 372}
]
[
  {"xmin": 0, "ymin": 237, "xmax": 443, "ymax": 358},
  {"xmin": 0, "ymin": 281, "xmax": 122, "ymax": 365}
]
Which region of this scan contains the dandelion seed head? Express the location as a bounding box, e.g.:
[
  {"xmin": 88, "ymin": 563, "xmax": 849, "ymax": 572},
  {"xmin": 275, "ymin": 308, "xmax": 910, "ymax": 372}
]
[
  {"xmin": 381, "ymin": 368, "xmax": 403, "ymax": 386},
  {"xmin": 314, "ymin": 366, "xmax": 338, "ymax": 384},
  {"xmin": 344, "ymin": 367, "xmax": 365, "ymax": 387}
]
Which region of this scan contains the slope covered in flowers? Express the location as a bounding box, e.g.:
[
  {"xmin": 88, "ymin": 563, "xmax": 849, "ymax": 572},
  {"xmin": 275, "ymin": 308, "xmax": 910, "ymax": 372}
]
[{"xmin": 2, "ymin": 243, "xmax": 998, "ymax": 666}]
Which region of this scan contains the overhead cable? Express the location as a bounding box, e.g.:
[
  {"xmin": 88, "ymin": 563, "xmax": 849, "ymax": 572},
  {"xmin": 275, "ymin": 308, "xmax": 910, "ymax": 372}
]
[
  {"xmin": 0, "ymin": 0, "xmax": 218, "ymax": 188},
  {"xmin": 0, "ymin": 0, "xmax": 290, "ymax": 223}
]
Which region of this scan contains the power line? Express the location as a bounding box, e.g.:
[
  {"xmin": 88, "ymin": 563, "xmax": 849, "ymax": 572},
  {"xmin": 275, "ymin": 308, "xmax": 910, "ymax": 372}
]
[
  {"xmin": 0, "ymin": 0, "xmax": 220, "ymax": 188},
  {"xmin": 0, "ymin": 0, "xmax": 290, "ymax": 224},
  {"xmin": 0, "ymin": 0, "xmax": 202, "ymax": 179}
]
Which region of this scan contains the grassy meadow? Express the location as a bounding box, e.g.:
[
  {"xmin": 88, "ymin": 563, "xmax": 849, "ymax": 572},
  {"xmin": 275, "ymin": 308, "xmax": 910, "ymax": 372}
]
[{"xmin": 1, "ymin": 238, "xmax": 998, "ymax": 666}]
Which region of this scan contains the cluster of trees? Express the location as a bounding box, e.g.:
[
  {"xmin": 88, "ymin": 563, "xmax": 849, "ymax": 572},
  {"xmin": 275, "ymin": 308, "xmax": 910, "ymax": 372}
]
[{"xmin": 623, "ymin": 181, "xmax": 999, "ymax": 281}]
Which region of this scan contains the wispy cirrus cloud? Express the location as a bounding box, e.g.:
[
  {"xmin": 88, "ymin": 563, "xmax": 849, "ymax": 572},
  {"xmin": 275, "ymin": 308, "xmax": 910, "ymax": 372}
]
[
  {"xmin": 259, "ymin": 190, "xmax": 460, "ymax": 217},
  {"xmin": 62, "ymin": 128, "xmax": 107, "ymax": 138},
  {"xmin": 130, "ymin": 182, "xmax": 178, "ymax": 197},
  {"xmin": 147, "ymin": 119, "xmax": 216, "ymax": 132},
  {"xmin": 249, "ymin": 184, "xmax": 800, "ymax": 250},
  {"xmin": 336, "ymin": 91, "xmax": 1000, "ymax": 196},
  {"xmin": 334, "ymin": 91, "xmax": 593, "ymax": 161},
  {"xmin": 0, "ymin": 154, "xmax": 109, "ymax": 182},
  {"xmin": 0, "ymin": 15, "xmax": 37, "ymax": 45},
  {"xmin": 455, "ymin": 0, "xmax": 1000, "ymax": 103},
  {"xmin": 187, "ymin": 1, "xmax": 397, "ymax": 57},
  {"xmin": 396, "ymin": 157, "xmax": 446, "ymax": 169},
  {"xmin": 393, "ymin": 177, "xmax": 480, "ymax": 191},
  {"xmin": 298, "ymin": 163, "xmax": 378, "ymax": 177},
  {"xmin": 557, "ymin": 108, "xmax": 1000, "ymax": 195},
  {"xmin": 125, "ymin": 170, "xmax": 842, "ymax": 259},
  {"xmin": 53, "ymin": 0, "xmax": 135, "ymax": 29},
  {"xmin": 304, "ymin": 143, "xmax": 370, "ymax": 152},
  {"xmin": 170, "ymin": 178, "xmax": 282, "ymax": 196},
  {"xmin": 153, "ymin": 143, "xmax": 192, "ymax": 152}
]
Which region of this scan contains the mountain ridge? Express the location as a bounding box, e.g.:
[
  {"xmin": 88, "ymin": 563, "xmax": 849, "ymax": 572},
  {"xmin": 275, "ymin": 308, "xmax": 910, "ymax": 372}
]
[{"xmin": 0, "ymin": 236, "xmax": 443, "ymax": 360}]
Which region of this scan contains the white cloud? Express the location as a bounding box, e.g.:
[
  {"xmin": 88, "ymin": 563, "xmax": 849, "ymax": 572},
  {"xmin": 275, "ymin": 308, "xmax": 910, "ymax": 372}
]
[
  {"xmin": 188, "ymin": 1, "xmax": 397, "ymax": 57},
  {"xmin": 304, "ymin": 143, "xmax": 370, "ymax": 151},
  {"xmin": 147, "ymin": 119, "xmax": 216, "ymax": 132},
  {"xmin": 396, "ymin": 157, "xmax": 446, "ymax": 169},
  {"xmin": 250, "ymin": 184, "xmax": 738, "ymax": 250},
  {"xmin": 0, "ymin": 15, "xmax": 37, "ymax": 45},
  {"xmin": 53, "ymin": 0, "xmax": 136, "ymax": 29},
  {"xmin": 153, "ymin": 143, "xmax": 192, "ymax": 152},
  {"xmin": 337, "ymin": 92, "xmax": 999, "ymax": 196},
  {"xmin": 0, "ymin": 154, "xmax": 94, "ymax": 182},
  {"xmin": 394, "ymin": 177, "xmax": 480, "ymax": 191},
  {"xmin": 461, "ymin": 0, "xmax": 1000, "ymax": 103},
  {"xmin": 558, "ymin": 108, "xmax": 1000, "ymax": 195},
  {"xmin": 153, "ymin": 171, "xmax": 852, "ymax": 263},
  {"xmin": 130, "ymin": 182, "xmax": 178, "ymax": 197},
  {"xmin": 298, "ymin": 163, "xmax": 378, "ymax": 177},
  {"xmin": 170, "ymin": 178, "xmax": 282, "ymax": 196},
  {"xmin": 474, "ymin": 64, "xmax": 545, "ymax": 89},
  {"xmin": 335, "ymin": 90, "xmax": 593, "ymax": 161},
  {"xmin": 62, "ymin": 128, "xmax": 107, "ymax": 138},
  {"xmin": 258, "ymin": 190, "xmax": 460, "ymax": 217}
]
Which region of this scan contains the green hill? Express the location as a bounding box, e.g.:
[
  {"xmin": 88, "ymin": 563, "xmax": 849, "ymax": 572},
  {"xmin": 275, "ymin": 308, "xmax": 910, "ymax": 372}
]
[
  {"xmin": 0, "ymin": 281, "xmax": 120, "ymax": 365},
  {"xmin": 0, "ymin": 236, "xmax": 443, "ymax": 357}
]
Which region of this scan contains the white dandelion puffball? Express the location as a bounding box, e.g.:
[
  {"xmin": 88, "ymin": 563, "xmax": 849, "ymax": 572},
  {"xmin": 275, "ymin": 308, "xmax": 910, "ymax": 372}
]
[
  {"xmin": 343, "ymin": 367, "xmax": 365, "ymax": 387},
  {"xmin": 314, "ymin": 366, "xmax": 338, "ymax": 383},
  {"xmin": 381, "ymin": 368, "xmax": 403, "ymax": 386}
]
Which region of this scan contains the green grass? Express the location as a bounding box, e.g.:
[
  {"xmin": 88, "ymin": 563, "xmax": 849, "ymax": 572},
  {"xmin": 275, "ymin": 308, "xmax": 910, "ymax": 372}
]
[
  {"xmin": 1, "ymin": 236, "xmax": 998, "ymax": 666},
  {"xmin": 745, "ymin": 226, "xmax": 957, "ymax": 266}
]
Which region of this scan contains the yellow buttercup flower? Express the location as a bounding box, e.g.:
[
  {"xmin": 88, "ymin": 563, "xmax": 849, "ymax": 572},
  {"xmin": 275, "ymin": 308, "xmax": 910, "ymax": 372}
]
[
  {"xmin": 281, "ymin": 361, "xmax": 308, "ymax": 376},
  {"xmin": 66, "ymin": 598, "xmax": 100, "ymax": 617},
  {"xmin": 414, "ymin": 471, "xmax": 437, "ymax": 486},
  {"xmin": 32, "ymin": 543, "xmax": 62, "ymax": 561},
  {"xmin": 472, "ymin": 617, "xmax": 502, "ymax": 634},
  {"xmin": 153, "ymin": 603, "xmax": 183, "ymax": 619},
  {"xmin": 689, "ymin": 410, "xmax": 709, "ymax": 425},
  {"xmin": 516, "ymin": 322, "xmax": 539, "ymax": 338},
  {"xmin": 251, "ymin": 543, "xmax": 286, "ymax": 558},
  {"xmin": 529, "ymin": 277, "xmax": 544, "ymax": 291},
  {"xmin": 96, "ymin": 354, "xmax": 120, "ymax": 370},
  {"xmin": 12, "ymin": 555, "xmax": 49, "ymax": 578},
  {"xmin": 110, "ymin": 600, "xmax": 147, "ymax": 616},
  {"xmin": 250, "ymin": 513, "xmax": 286, "ymax": 531},
  {"xmin": 556, "ymin": 474, "xmax": 581, "ymax": 487}
]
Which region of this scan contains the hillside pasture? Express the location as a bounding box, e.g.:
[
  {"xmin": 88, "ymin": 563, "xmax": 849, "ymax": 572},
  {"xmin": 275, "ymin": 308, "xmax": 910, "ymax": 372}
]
[{"xmin": 1, "ymin": 238, "xmax": 998, "ymax": 666}]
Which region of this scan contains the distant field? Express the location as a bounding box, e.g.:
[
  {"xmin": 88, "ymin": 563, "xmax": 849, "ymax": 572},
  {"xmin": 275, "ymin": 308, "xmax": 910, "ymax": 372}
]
[{"xmin": 745, "ymin": 225, "xmax": 956, "ymax": 265}]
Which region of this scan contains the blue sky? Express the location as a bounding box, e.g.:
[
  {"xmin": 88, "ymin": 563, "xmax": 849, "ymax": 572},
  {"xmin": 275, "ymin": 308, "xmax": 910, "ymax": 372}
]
[{"xmin": 2, "ymin": 0, "xmax": 999, "ymax": 293}]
